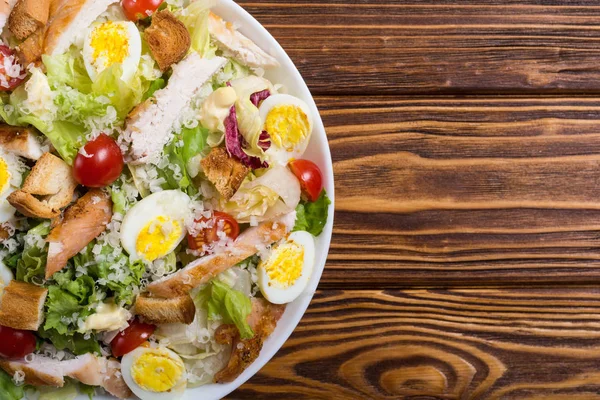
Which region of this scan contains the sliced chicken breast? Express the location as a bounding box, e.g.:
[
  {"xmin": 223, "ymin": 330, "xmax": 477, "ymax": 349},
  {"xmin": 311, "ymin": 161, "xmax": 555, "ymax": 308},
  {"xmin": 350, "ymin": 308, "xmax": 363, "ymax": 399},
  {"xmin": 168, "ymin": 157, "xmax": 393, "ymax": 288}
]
[
  {"xmin": 208, "ymin": 12, "xmax": 279, "ymax": 69},
  {"xmin": 147, "ymin": 214, "xmax": 295, "ymax": 298},
  {"xmin": 0, "ymin": 125, "xmax": 43, "ymax": 160},
  {"xmin": 46, "ymin": 189, "xmax": 113, "ymax": 279},
  {"xmin": 0, "ymin": 354, "xmax": 131, "ymax": 398},
  {"xmin": 214, "ymin": 298, "xmax": 285, "ymax": 383},
  {"xmin": 125, "ymin": 53, "xmax": 227, "ymax": 164}
]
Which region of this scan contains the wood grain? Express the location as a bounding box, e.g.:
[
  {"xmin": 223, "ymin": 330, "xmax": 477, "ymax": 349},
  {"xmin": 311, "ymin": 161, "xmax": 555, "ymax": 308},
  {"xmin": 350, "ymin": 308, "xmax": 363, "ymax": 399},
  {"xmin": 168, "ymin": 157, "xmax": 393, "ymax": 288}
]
[
  {"xmin": 231, "ymin": 289, "xmax": 600, "ymax": 399},
  {"xmin": 319, "ymin": 96, "xmax": 600, "ymax": 287},
  {"xmin": 237, "ymin": 1, "xmax": 600, "ymax": 94}
]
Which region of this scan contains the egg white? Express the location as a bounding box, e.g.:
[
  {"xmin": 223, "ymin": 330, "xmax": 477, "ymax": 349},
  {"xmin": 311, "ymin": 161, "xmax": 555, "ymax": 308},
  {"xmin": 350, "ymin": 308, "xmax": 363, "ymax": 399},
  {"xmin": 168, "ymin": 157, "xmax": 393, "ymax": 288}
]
[
  {"xmin": 0, "ymin": 151, "xmax": 24, "ymax": 223},
  {"xmin": 0, "ymin": 259, "xmax": 14, "ymax": 300},
  {"xmin": 83, "ymin": 21, "xmax": 142, "ymax": 82},
  {"xmin": 259, "ymin": 94, "xmax": 314, "ymax": 166},
  {"xmin": 121, "ymin": 347, "xmax": 187, "ymax": 400},
  {"xmin": 120, "ymin": 190, "xmax": 192, "ymax": 262},
  {"xmin": 258, "ymin": 231, "xmax": 315, "ymax": 304}
]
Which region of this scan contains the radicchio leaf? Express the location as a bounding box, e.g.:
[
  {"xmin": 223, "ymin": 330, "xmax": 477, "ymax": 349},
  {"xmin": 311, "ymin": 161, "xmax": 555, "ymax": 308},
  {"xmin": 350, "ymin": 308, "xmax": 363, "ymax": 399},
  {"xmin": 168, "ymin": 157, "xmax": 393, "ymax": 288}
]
[
  {"xmin": 225, "ymin": 105, "xmax": 268, "ymax": 169},
  {"xmin": 250, "ymin": 89, "xmax": 271, "ymax": 107}
]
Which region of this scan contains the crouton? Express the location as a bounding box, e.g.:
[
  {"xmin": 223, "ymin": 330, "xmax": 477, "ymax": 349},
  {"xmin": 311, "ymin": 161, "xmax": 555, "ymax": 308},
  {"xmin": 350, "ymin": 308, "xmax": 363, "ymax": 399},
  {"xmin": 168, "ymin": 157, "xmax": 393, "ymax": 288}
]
[
  {"xmin": 16, "ymin": 27, "xmax": 44, "ymax": 65},
  {"xmin": 0, "ymin": 125, "xmax": 43, "ymax": 160},
  {"xmin": 8, "ymin": 152, "xmax": 77, "ymax": 219},
  {"xmin": 145, "ymin": 10, "xmax": 191, "ymax": 72},
  {"xmin": 135, "ymin": 294, "xmax": 196, "ymax": 325},
  {"xmin": 8, "ymin": 0, "xmax": 50, "ymax": 40},
  {"xmin": 201, "ymin": 147, "xmax": 249, "ymax": 200},
  {"xmin": 0, "ymin": 225, "xmax": 9, "ymax": 241},
  {"xmin": 0, "ymin": 281, "xmax": 48, "ymax": 330}
]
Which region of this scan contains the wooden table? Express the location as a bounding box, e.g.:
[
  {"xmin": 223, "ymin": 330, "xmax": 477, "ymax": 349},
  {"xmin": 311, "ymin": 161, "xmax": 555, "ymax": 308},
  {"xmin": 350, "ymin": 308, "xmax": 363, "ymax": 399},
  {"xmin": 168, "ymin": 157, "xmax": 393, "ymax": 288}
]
[{"xmin": 230, "ymin": 1, "xmax": 600, "ymax": 398}]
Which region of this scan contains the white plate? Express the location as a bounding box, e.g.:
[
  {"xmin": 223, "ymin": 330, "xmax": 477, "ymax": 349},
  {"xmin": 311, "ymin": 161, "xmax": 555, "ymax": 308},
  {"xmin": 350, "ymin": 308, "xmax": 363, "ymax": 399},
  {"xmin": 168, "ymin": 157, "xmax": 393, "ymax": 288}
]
[{"xmin": 96, "ymin": 0, "xmax": 335, "ymax": 399}]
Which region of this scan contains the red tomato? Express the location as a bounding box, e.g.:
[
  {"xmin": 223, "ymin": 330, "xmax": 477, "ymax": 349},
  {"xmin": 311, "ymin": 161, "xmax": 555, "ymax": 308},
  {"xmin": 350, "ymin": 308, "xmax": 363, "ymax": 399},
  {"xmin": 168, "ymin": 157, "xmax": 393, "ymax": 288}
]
[
  {"xmin": 121, "ymin": 0, "xmax": 163, "ymax": 21},
  {"xmin": 289, "ymin": 159, "xmax": 323, "ymax": 202},
  {"xmin": 73, "ymin": 134, "xmax": 124, "ymax": 188},
  {"xmin": 0, "ymin": 325, "xmax": 36, "ymax": 360},
  {"xmin": 0, "ymin": 45, "xmax": 25, "ymax": 91},
  {"xmin": 187, "ymin": 212, "xmax": 240, "ymax": 250},
  {"xmin": 111, "ymin": 320, "xmax": 156, "ymax": 358}
]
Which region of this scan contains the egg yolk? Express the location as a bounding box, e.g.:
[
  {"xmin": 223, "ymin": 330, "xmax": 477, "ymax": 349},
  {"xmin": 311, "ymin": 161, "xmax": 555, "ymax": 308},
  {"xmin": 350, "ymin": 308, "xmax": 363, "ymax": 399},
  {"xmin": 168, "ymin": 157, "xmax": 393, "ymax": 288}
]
[
  {"xmin": 132, "ymin": 351, "xmax": 185, "ymax": 393},
  {"xmin": 136, "ymin": 216, "xmax": 183, "ymax": 262},
  {"xmin": 260, "ymin": 240, "xmax": 304, "ymax": 288},
  {"xmin": 264, "ymin": 105, "xmax": 310, "ymax": 151},
  {"xmin": 0, "ymin": 157, "xmax": 11, "ymax": 195},
  {"xmin": 90, "ymin": 21, "xmax": 130, "ymax": 68}
]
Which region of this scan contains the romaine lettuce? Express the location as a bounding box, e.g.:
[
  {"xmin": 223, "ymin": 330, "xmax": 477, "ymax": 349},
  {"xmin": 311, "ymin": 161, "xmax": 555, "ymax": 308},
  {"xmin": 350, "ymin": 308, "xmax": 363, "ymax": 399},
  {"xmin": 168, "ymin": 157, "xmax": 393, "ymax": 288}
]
[
  {"xmin": 293, "ymin": 190, "xmax": 331, "ymax": 236},
  {"xmin": 0, "ymin": 369, "xmax": 24, "ymax": 400},
  {"xmin": 201, "ymin": 280, "xmax": 253, "ymax": 339}
]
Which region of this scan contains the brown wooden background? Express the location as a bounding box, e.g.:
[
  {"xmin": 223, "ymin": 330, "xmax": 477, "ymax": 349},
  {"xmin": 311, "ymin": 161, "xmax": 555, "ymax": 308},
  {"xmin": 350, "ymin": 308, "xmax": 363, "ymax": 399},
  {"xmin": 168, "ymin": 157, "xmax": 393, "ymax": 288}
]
[{"xmin": 228, "ymin": 1, "xmax": 600, "ymax": 399}]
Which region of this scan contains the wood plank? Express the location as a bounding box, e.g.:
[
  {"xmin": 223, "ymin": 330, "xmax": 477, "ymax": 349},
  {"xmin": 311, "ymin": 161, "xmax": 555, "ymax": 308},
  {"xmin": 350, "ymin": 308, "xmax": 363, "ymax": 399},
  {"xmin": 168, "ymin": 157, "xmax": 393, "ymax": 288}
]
[
  {"xmin": 318, "ymin": 96, "xmax": 600, "ymax": 287},
  {"xmin": 237, "ymin": 1, "xmax": 600, "ymax": 94},
  {"xmin": 230, "ymin": 289, "xmax": 600, "ymax": 399}
]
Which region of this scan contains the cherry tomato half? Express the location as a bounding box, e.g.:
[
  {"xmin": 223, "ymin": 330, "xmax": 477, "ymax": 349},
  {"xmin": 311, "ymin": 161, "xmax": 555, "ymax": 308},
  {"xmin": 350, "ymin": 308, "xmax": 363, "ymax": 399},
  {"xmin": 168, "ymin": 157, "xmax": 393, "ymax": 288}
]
[
  {"xmin": 0, "ymin": 325, "xmax": 36, "ymax": 360},
  {"xmin": 121, "ymin": 0, "xmax": 163, "ymax": 21},
  {"xmin": 289, "ymin": 159, "xmax": 323, "ymax": 202},
  {"xmin": 111, "ymin": 319, "xmax": 156, "ymax": 358},
  {"xmin": 187, "ymin": 212, "xmax": 240, "ymax": 250},
  {"xmin": 0, "ymin": 46, "xmax": 25, "ymax": 91},
  {"xmin": 73, "ymin": 134, "xmax": 124, "ymax": 188}
]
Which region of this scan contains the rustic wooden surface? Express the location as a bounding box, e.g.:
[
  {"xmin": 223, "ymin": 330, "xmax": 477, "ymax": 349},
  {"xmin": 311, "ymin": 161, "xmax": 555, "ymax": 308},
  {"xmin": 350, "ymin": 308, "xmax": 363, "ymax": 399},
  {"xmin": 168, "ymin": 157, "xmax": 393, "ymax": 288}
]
[{"xmin": 229, "ymin": 1, "xmax": 600, "ymax": 399}]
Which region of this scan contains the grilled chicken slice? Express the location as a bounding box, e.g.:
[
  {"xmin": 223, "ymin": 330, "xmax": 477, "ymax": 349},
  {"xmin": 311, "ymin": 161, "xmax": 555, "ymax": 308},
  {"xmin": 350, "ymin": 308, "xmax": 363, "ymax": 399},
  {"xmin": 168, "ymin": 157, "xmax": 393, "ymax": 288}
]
[
  {"xmin": 125, "ymin": 53, "xmax": 227, "ymax": 164},
  {"xmin": 0, "ymin": 125, "xmax": 43, "ymax": 160},
  {"xmin": 214, "ymin": 298, "xmax": 285, "ymax": 383},
  {"xmin": 147, "ymin": 214, "xmax": 295, "ymax": 298},
  {"xmin": 45, "ymin": 189, "xmax": 112, "ymax": 279},
  {"xmin": 0, "ymin": 354, "xmax": 131, "ymax": 398},
  {"xmin": 208, "ymin": 12, "xmax": 279, "ymax": 69}
]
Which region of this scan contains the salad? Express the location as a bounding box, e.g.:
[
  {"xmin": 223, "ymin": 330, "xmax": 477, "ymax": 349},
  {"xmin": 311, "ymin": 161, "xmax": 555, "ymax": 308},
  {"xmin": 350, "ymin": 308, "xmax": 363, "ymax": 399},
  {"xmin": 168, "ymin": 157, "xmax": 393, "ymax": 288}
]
[{"xmin": 0, "ymin": 0, "xmax": 331, "ymax": 398}]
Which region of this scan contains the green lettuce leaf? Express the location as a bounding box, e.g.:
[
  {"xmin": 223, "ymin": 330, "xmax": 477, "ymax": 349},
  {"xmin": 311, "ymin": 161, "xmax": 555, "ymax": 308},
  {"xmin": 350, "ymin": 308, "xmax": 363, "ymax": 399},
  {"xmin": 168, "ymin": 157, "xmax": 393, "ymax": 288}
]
[
  {"xmin": 38, "ymin": 327, "xmax": 101, "ymax": 356},
  {"xmin": 157, "ymin": 126, "xmax": 208, "ymax": 195},
  {"xmin": 0, "ymin": 369, "xmax": 24, "ymax": 400},
  {"xmin": 143, "ymin": 78, "xmax": 166, "ymax": 101},
  {"xmin": 202, "ymin": 280, "xmax": 253, "ymax": 339},
  {"xmin": 43, "ymin": 51, "xmax": 93, "ymax": 93},
  {"xmin": 294, "ymin": 190, "xmax": 331, "ymax": 236},
  {"xmin": 178, "ymin": 0, "xmax": 218, "ymax": 58},
  {"xmin": 38, "ymin": 381, "xmax": 78, "ymax": 400},
  {"xmin": 16, "ymin": 221, "xmax": 51, "ymax": 283}
]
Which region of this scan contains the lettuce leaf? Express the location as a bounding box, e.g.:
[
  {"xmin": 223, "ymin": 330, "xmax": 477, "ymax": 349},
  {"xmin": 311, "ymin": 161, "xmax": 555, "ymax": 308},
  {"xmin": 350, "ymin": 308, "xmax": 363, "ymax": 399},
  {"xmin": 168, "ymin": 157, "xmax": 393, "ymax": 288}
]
[
  {"xmin": 0, "ymin": 369, "xmax": 24, "ymax": 400},
  {"xmin": 178, "ymin": 0, "xmax": 218, "ymax": 57},
  {"xmin": 38, "ymin": 380, "xmax": 78, "ymax": 400},
  {"xmin": 143, "ymin": 78, "xmax": 166, "ymax": 101},
  {"xmin": 202, "ymin": 280, "xmax": 253, "ymax": 339},
  {"xmin": 38, "ymin": 327, "xmax": 101, "ymax": 356},
  {"xmin": 293, "ymin": 190, "xmax": 331, "ymax": 236},
  {"xmin": 16, "ymin": 221, "xmax": 51, "ymax": 283}
]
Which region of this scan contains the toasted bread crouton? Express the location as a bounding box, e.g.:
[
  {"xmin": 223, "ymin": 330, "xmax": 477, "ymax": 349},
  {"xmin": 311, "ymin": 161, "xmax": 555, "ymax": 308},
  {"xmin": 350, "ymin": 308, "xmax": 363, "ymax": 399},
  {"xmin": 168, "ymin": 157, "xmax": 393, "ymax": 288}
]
[
  {"xmin": 0, "ymin": 125, "xmax": 43, "ymax": 160},
  {"xmin": 201, "ymin": 147, "xmax": 249, "ymax": 200},
  {"xmin": 0, "ymin": 281, "xmax": 48, "ymax": 330},
  {"xmin": 17, "ymin": 27, "xmax": 44, "ymax": 65},
  {"xmin": 46, "ymin": 189, "xmax": 112, "ymax": 279},
  {"xmin": 135, "ymin": 294, "xmax": 196, "ymax": 324},
  {"xmin": 0, "ymin": 224, "xmax": 10, "ymax": 241},
  {"xmin": 8, "ymin": 152, "xmax": 77, "ymax": 219},
  {"xmin": 145, "ymin": 10, "xmax": 191, "ymax": 72},
  {"xmin": 8, "ymin": 0, "xmax": 49, "ymax": 40}
]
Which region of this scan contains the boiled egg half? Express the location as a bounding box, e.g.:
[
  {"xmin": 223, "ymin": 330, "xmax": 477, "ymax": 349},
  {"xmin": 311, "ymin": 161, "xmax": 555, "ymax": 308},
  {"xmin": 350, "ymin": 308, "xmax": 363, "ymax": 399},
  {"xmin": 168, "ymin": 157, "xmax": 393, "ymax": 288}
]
[
  {"xmin": 0, "ymin": 150, "xmax": 24, "ymax": 224},
  {"xmin": 121, "ymin": 347, "xmax": 187, "ymax": 400},
  {"xmin": 120, "ymin": 190, "xmax": 192, "ymax": 263},
  {"xmin": 83, "ymin": 20, "xmax": 141, "ymax": 82},
  {"xmin": 257, "ymin": 231, "xmax": 315, "ymax": 304},
  {"xmin": 259, "ymin": 94, "xmax": 313, "ymax": 165}
]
